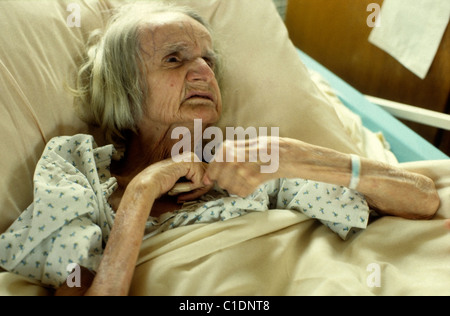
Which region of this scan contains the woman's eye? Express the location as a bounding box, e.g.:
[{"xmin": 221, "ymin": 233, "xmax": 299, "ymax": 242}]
[
  {"xmin": 203, "ymin": 57, "xmax": 215, "ymax": 69},
  {"xmin": 165, "ymin": 56, "xmax": 181, "ymax": 63}
]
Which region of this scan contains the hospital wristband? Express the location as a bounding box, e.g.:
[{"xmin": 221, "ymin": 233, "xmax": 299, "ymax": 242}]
[{"xmin": 349, "ymin": 154, "xmax": 361, "ymax": 190}]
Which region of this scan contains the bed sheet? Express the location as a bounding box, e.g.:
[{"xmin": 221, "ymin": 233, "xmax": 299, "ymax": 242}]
[
  {"xmin": 1, "ymin": 159, "xmax": 449, "ymax": 296},
  {"xmin": 99, "ymin": 160, "xmax": 450, "ymax": 296}
]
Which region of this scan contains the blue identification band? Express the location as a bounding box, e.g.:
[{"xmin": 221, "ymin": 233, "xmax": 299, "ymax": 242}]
[{"xmin": 349, "ymin": 154, "xmax": 361, "ymax": 190}]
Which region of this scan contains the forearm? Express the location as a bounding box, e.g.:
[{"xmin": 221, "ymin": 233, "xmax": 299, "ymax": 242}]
[
  {"xmin": 356, "ymin": 157, "xmax": 440, "ymax": 218},
  {"xmin": 279, "ymin": 138, "xmax": 351, "ymax": 187},
  {"xmin": 281, "ymin": 138, "xmax": 440, "ymax": 219},
  {"xmin": 86, "ymin": 184, "xmax": 157, "ymax": 296}
]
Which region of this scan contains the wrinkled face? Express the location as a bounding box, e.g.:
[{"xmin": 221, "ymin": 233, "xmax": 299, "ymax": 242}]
[{"xmin": 138, "ymin": 12, "xmax": 222, "ymax": 134}]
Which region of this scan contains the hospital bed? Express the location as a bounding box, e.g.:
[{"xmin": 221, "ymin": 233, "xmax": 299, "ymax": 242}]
[
  {"xmin": 297, "ymin": 49, "xmax": 449, "ymax": 163},
  {"xmin": 0, "ymin": 0, "xmax": 449, "ymax": 296}
]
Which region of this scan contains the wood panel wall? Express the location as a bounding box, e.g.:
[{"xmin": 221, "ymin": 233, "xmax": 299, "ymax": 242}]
[{"xmin": 285, "ymin": 0, "xmax": 450, "ymax": 156}]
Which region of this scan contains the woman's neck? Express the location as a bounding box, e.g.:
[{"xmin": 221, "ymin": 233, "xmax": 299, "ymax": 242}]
[{"xmin": 111, "ymin": 123, "xmax": 199, "ymax": 187}]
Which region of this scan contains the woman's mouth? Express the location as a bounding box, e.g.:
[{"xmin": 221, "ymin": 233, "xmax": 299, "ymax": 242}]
[{"xmin": 184, "ymin": 91, "xmax": 215, "ymax": 103}]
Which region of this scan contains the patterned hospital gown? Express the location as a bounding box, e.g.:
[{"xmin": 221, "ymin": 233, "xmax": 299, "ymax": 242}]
[{"xmin": 0, "ymin": 134, "xmax": 370, "ymax": 288}]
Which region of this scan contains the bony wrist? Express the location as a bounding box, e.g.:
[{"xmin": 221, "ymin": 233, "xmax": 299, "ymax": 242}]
[{"xmin": 127, "ymin": 175, "xmax": 160, "ymax": 201}]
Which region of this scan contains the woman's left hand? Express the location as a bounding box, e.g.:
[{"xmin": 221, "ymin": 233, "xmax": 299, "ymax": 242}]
[{"xmin": 203, "ymin": 137, "xmax": 281, "ymax": 197}]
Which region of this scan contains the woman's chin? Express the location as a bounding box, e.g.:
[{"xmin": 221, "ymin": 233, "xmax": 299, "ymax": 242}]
[{"xmin": 181, "ymin": 104, "xmax": 221, "ymax": 124}]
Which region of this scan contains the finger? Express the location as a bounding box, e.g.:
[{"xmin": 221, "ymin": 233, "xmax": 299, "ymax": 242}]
[
  {"xmin": 212, "ymin": 164, "xmax": 245, "ymax": 196},
  {"xmin": 444, "ymin": 219, "xmax": 450, "ymax": 230},
  {"xmin": 177, "ymin": 184, "xmax": 214, "ymax": 203},
  {"xmin": 205, "ymin": 161, "xmax": 257, "ymax": 196},
  {"xmin": 167, "ymin": 182, "xmax": 193, "ymax": 196},
  {"xmin": 203, "ymin": 173, "xmax": 213, "ymax": 186},
  {"xmin": 204, "ymin": 160, "xmax": 222, "ymax": 183},
  {"xmin": 227, "ymin": 168, "xmax": 262, "ymax": 197},
  {"xmin": 168, "ymin": 179, "xmax": 212, "ymax": 196},
  {"xmin": 182, "ymin": 159, "xmax": 208, "ymax": 185}
]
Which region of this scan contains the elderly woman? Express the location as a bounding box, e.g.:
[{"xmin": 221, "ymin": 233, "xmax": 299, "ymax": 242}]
[{"xmin": 0, "ymin": 3, "xmax": 441, "ymax": 296}]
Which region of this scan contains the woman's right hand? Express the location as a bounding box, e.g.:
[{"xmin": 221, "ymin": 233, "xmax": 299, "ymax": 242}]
[{"xmin": 127, "ymin": 152, "xmax": 213, "ymax": 203}]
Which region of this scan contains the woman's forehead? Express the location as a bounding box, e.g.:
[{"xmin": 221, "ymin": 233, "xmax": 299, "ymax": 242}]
[{"xmin": 139, "ymin": 12, "xmax": 212, "ymax": 56}]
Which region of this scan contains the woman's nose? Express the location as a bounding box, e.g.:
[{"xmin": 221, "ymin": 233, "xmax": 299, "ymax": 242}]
[{"xmin": 186, "ymin": 58, "xmax": 214, "ymax": 83}]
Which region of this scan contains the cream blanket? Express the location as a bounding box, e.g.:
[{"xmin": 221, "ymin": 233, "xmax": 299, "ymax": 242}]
[
  {"xmin": 2, "ymin": 160, "xmax": 448, "ymax": 296},
  {"xmin": 130, "ymin": 160, "xmax": 450, "ymax": 296}
]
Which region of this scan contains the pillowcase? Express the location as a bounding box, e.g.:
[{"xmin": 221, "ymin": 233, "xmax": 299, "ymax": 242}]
[{"xmin": 0, "ymin": 0, "xmax": 362, "ymax": 233}]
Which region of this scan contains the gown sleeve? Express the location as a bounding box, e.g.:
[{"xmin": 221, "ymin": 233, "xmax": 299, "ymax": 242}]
[{"xmin": 0, "ymin": 134, "xmax": 117, "ymax": 288}]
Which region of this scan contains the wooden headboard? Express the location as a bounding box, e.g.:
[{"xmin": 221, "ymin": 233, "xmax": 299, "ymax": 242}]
[{"xmin": 285, "ymin": 0, "xmax": 450, "ymax": 155}]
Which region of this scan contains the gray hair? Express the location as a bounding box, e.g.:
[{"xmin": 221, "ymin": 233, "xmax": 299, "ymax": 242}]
[{"xmin": 72, "ymin": 2, "xmax": 220, "ymax": 150}]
